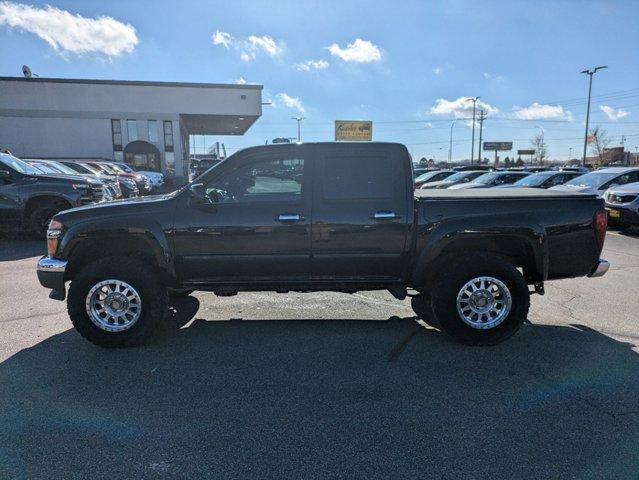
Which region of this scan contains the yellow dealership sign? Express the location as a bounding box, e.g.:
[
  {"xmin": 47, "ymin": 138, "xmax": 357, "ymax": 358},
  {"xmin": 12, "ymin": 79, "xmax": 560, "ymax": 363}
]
[{"xmin": 334, "ymin": 120, "xmax": 373, "ymax": 141}]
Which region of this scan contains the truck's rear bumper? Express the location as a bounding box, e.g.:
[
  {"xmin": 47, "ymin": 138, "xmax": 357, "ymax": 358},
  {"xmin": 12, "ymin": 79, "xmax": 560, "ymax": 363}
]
[
  {"xmin": 37, "ymin": 256, "xmax": 67, "ymax": 300},
  {"xmin": 587, "ymin": 259, "xmax": 610, "ymax": 278}
]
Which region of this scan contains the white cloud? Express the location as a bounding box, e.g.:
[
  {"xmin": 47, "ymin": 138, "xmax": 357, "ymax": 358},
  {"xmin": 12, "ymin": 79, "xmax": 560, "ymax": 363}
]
[
  {"xmin": 296, "ymin": 59, "xmax": 329, "ymax": 71},
  {"xmin": 600, "ymin": 105, "xmax": 629, "ymax": 121},
  {"xmin": 327, "ymin": 38, "xmax": 381, "ymax": 63},
  {"xmin": 0, "ymin": 1, "xmax": 138, "ymax": 57},
  {"xmin": 433, "ymin": 66, "xmax": 442, "ymax": 75},
  {"xmin": 235, "ymin": 77, "xmax": 247, "ymax": 85},
  {"xmin": 212, "ymin": 29, "xmax": 232, "ymax": 48},
  {"xmin": 246, "ymin": 35, "xmax": 281, "ymax": 57},
  {"xmin": 512, "ymin": 102, "xmax": 572, "ymax": 121},
  {"xmin": 483, "ymin": 72, "xmax": 505, "ymax": 82},
  {"xmin": 276, "ymin": 93, "xmax": 305, "ymax": 113},
  {"xmin": 430, "ymin": 97, "xmax": 499, "ymax": 119},
  {"xmin": 212, "ymin": 29, "xmax": 283, "ymax": 62}
]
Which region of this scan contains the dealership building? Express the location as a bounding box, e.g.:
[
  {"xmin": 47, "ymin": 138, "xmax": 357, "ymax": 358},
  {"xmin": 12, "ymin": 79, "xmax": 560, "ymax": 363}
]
[{"xmin": 0, "ymin": 77, "xmax": 263, "ymax": 183}]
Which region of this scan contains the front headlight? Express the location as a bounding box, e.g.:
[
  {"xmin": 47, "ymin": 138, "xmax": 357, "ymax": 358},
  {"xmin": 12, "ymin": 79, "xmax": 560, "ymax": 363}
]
[{"xmin": 47, "ymin": 219, "xmax": 64, "ymax": 256}]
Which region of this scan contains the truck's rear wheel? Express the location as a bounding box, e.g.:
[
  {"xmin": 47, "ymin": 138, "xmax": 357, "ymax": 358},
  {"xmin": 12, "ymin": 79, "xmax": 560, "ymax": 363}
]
[
  {"xmin": 68, "ymin": 256, "xmax": 168, "ymax": 347},
  {"xmin": 431, "ymin": 254, "xmax": 529, "ymax": 346}
]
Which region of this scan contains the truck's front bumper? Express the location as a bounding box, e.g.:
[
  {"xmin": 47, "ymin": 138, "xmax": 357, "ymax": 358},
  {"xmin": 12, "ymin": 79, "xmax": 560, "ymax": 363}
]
[
  {"xmin": 37, "ymin": 256, "xmax": 67, "ymax": 300},
  {"xmin": 588, "ymin": 259, "xmax": 610, "ymax": 278}
]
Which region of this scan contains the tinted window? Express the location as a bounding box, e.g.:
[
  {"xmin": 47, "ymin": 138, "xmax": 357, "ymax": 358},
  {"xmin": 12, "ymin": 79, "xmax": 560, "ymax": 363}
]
[
  {"xmin": 323, "ymin": 156, "xmax": 393, "ymax": 199},
  {"xmin": 206, "ymin": 158, "xmax": 304, "ymax": 203}
]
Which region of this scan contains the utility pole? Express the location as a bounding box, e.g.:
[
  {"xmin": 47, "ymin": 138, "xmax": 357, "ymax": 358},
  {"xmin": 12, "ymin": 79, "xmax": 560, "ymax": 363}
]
[
  {"xmin": 448, "ymin": 119, "xmax": 457, "ymax": 167},
  {"xmin": 581, "ymin": 66, "xmax": 607, "ymax": 166},
  {"xmin": 291, "ymin": 117, "xmax": 305, "ymax": 142},
  {"xmin": 468, "ymin": 97, "xmax": 480, "ymax": 165},
  {"xmin": 477, "ymin": 110, "xmax": 486, "ymax": 165}
]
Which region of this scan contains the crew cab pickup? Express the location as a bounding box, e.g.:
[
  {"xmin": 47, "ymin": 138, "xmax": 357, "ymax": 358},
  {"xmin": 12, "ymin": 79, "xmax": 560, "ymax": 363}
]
[{"xmin": 36, "ymin": 142, "xmax": 610, "ymax": 347}]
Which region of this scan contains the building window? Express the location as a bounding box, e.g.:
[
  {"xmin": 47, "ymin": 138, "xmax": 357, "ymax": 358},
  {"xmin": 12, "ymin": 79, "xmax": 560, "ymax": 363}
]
[
  {"xmin": 163, "ymin": 120, "xmax": 174, "ymax": 152},
  {"xmin": 113, "ymin": 151, "xmax": 124, "ymax": 162},
  {"xmin": 165, "ymin": 151, "xmax": 175, "ymax": 176},
  {"xmin": 111, "ymin": 119, "xmax": 122, "ymax": 151},
  {"xmin": 127, "ymin": 119, "xmax": 138, "ymax": 142},
  {"xmin": 148, "ymin": 120, "xmax": 158, "ymax": 143}
]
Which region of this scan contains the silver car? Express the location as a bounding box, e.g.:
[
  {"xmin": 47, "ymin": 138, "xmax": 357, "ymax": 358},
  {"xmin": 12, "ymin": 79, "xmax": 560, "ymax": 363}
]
[{"xmin": 604, "ymin": 181, "xmax": 639, "ymax": 229}]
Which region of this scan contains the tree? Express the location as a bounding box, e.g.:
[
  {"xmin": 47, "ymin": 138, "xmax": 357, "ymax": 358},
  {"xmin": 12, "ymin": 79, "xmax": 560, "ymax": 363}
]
[
  {"xmin": 515, "ymin": 157, "xmax": 524, "ymax": 167},
  {"xmin": 589, "ymin": 126, "xmax": 611, "ymax": 164},
  {"xmin": 531, "ymin": 134, "xmax": 548, "ymax": 164},
  {"xmin": 504, "ymin": 156, "xmax": 511, "ymax": 168}
]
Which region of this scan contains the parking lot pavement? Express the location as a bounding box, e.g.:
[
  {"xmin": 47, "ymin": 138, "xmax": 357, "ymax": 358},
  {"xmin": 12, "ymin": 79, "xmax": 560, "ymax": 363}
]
[{"xmin": 0, "ymin": 232, "xmax": 638, "ymax": 479}]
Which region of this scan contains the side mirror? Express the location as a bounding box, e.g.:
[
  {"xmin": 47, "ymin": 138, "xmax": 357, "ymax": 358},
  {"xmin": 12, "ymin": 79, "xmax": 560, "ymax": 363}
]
[{"xmin": 189, "ymin": 183, "xmax": 208, "ymax": 203}]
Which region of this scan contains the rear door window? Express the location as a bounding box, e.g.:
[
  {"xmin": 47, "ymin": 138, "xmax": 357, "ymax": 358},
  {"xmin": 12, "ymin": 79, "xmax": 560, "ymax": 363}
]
[{"xmin": 322, "ymin": 155, "xmax": 393, "ymax": 200}]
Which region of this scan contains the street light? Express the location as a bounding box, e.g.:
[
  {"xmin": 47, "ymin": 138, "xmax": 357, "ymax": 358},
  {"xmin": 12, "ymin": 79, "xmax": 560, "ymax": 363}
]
[
  {"xmin": 448, "ymin": 119, "xmax": 457, "ymax": 167},
  {"xmin": 291, "ymin": 116, "xmax": 305, "ymax": 142},
  {"xmin": 581, "ymin": 66, "xmax": 608, "ymax": 166},
  {"xmin": 468, "ymin": 97, "xmax": 480, "ymax": 165}
]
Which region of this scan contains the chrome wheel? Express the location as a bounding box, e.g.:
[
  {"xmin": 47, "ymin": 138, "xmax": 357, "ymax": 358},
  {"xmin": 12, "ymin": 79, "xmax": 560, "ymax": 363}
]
[
  {"xmin": 85, "ymin": 279, "xmax": 142, "ymax": 332},
  {"xmin": 456, "ymin": 276, "xmax": 512, "ymax": 330}
]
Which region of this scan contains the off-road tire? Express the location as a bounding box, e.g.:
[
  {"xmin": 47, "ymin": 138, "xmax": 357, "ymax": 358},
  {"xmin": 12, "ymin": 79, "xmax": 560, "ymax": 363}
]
[
  {"xmin": 68, "ymin": 256, "xmax": 168, "ymax": 347},
  {"xmin": 431, "ymin": 253, "xmax": 529, "ymax": 346}
]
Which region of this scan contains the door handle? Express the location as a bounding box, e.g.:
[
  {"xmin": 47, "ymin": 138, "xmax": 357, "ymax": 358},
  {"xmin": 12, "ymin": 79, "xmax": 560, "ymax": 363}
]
[
  {"xmin": 372, "ymin": 211, "xmax": 399, "ymax": 220},
  {"xmin": 277, "ymin": 213, "xmax": 304, "ymax": 222}
]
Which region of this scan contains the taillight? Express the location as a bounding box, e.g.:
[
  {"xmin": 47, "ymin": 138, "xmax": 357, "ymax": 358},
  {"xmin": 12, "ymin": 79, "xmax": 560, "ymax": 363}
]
[{"xmin": 593, "ymin": 209, "xmax": 607, "ymax": 250}]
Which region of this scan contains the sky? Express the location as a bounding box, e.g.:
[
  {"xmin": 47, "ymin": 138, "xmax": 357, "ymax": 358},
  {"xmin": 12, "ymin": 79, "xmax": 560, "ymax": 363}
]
[{"xmin": 1, "ymin": 0, "xmax": 638, "ymax": 162}]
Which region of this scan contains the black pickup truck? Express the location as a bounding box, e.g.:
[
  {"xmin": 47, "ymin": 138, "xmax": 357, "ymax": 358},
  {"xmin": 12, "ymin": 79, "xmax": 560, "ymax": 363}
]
[
  {"xmin": 1, "ymin": 152, "xmax": 105, "ymax": 237},
  {"xmin": 36, "ymin": 142, "xmax": 609, "ymax": 348}
]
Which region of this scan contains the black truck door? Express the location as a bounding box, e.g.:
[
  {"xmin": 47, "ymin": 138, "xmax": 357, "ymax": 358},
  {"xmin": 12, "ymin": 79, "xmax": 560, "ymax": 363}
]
[
  {"xmin": 311, "ymin": 143, "xmax": 411, "ymax": 281},
  {"xmin": 171, "ymin": 145, "xmax": 312, "ymax": 284}
]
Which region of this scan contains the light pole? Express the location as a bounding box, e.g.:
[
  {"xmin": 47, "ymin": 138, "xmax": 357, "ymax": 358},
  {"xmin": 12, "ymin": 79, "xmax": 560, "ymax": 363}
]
[
  {"xmin": 448, "ymin": 119, "xmax": 457, "ymax": 167},
  {"xmin": 581, "ymin": 66, "xmax": 607, "ymax": 166},
  {"xmin": 569, "ymin": 147, "xmax": 572, "ymax": 162},
  {"xmin": 291, "ymin": 116, "xmax": 305, "ymax": 142},
  {"xmin": 468, "ymin": 97, "xmax": 480, "ymax": 165}
]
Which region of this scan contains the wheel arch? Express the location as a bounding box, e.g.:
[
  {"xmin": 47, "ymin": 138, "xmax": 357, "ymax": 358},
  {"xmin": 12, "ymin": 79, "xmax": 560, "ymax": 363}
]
[{"xmin": 410, "ymin": 215, "xmax": 548, "ymax": 289}]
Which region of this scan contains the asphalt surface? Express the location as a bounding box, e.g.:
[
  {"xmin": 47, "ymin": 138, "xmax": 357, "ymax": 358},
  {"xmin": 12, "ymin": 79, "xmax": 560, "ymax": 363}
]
[{"xmin": 0, "ymin": 231, "xmax": 638, "ymax": 479}]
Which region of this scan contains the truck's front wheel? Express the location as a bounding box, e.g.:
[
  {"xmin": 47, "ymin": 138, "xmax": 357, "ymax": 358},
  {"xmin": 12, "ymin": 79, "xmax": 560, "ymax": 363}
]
[
  {"xmin": 431, "ymin": 254, "xmax": 529, "ymax": 346},
  {"xmin": 67, "ymin": 257, "xmax": 168, "ymax": 347}
]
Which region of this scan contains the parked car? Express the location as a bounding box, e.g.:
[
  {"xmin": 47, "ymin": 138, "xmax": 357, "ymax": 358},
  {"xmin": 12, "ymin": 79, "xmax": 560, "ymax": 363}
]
[
  {"xmin": 604, "ymin": 182, "xmax": 639, "ymax": 229},
  {"xmin": 495, "ymin": 170, "xmax": 582, "ymax": 189},
  {"xmin": 37, "ymin": 142, "xmax": 609, "ymax": 348},
  {"xmin": 59, "ymin": 161, "xmax": 139, "ymax": 198},
  {"xmin": 87, "ymin": 161, "xmax": 150, "ymax": 195},
  {"xmin": 0, "ymin": 152, "xmax": 105, "ymax": 237},
  {"xmin": 414, "ymin": 170, "xmax": 456, "ymax": 188},
  {"xmin": 55, "ymin": 160, "xmax": 123, "ymax": 199},
  {"xmin": 506, "ymin": 167, "xmax": 551, "ymax": 173},
  {"xmin": 419, "ymin": 170, "xmax": 488, "ymax": 189},
  {"xmin": 109, "ymin": 162, "xmax": 164, "ymax": 190},
  {"xmin": 413, "ymin": 168, "xmax": 430, "ymax": 179},
  {"xmin": 550, "ymin": 167, "xmax": 639, "ymax": 197},
  {"xmin": 24, "ymin": 159, "xmax": 117, "ymax": 201},
  {"xmin": 449, "ymin": 171, "xmax": 531, "ymax": 189}
]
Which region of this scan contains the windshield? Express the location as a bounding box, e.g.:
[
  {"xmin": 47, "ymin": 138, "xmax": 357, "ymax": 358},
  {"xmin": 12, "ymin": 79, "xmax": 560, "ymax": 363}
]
[
  {"xmin": 416, "ymin": 171, "xmax": 449, "ymax": 182},
  {"xmin": 565, "ymin": 172, "xmax": 618, "ymax": 188},
  {"xmin": 46, "ymin": 161, "xmax": 82, "ymax": 175},
  {"xmin": 115, "ymin": 163, "xmax": 134, "ymax": 173},
  {"xmin": 514, "ymin": 172, "xmax": 555, "ymax": 186},
  {"xmin": 29, "ymin": 162, "xmax": 59, "ymax": 174},
  {"xmin": 473, "ymin": 172, "xmax": 503, "ymax": 184},
  {"xmin": 444, "ymin": 171, "xmax": 477, "ymax": 182},
  {"xmin": 79, "ymin": 163, "xmax": 102, "ymax": 174},
  {"xmin": 0, "ymin": 154, "xmax": 41, "ymax": 175},
  {"xmin": 108, "ymin": 164, "xmax": 127, "ymax": 173},
  {"xmin": 97, "ymin": 163, "xmax": 118, "ymax": 174}
]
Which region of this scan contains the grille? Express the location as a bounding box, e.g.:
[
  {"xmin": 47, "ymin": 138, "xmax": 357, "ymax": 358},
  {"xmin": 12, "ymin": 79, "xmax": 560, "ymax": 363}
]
[{"xmin": 80, "ymin": 185, "xmax": 104, "ymax": 204}]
